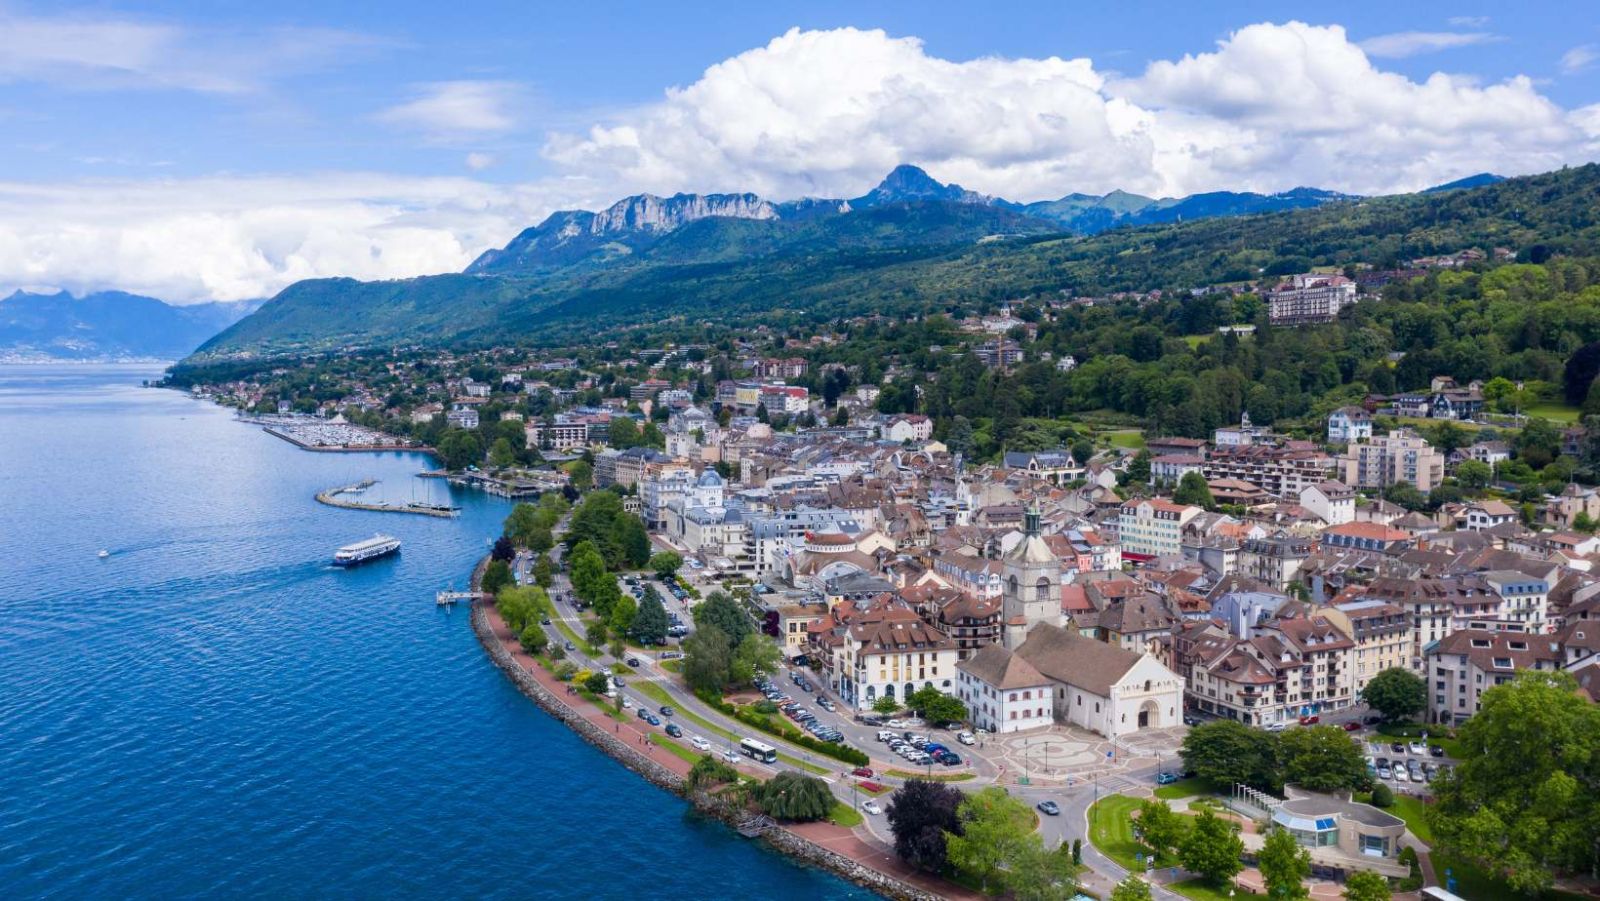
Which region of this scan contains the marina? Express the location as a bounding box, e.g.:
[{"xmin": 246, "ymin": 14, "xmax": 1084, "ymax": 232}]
[{"xmin": 316, "ymin": 480, "xmax": 461, "ymax": 518}]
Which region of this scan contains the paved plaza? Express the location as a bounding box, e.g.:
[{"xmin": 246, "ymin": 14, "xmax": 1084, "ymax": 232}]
[{"xmin": 983, "ymin": 724, "xmax": 1186, "ymax": 785}]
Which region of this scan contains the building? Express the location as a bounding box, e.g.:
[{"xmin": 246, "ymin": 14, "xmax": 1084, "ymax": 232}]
[
  {"xmin": 1326, "ymin": 406, "xmax": 1373, "ymax": 445},
  {"xmin": 1320, "ymin": 521, "xmax": 1412, "ymax": 554},
  {"xmin": 1203, "ymin": 444, "xmax": 1336, "ymax": 498},
  {"xmin": 1426, "ymin": 628, "xmax": 1562, "ymax": 724},
  {"xmin": 1267, "ymin": 273, "xmax": 1357, "ymax": 325},
  {"xmin": 525, "ymin": 417, "xmax": 590, "ymax": 451},
  {"xmin": 1267, "ymin": 791, "xmax": 1407, "ymax": 876},
  {"xmin": 1000, "ymin": 507, "xmax": 1064, "ymax": 648},
  {"xmin": 1002, "ymin": 449, "xmax": 1084, "ymax": 485},
  {"xmin": 973, "ymin": 338, "xmax": 1024, "ymax": 369},
  {"xmin": 882, "ymin": 414, "xmax": 933, "ymax": 443},
  {"xmin": 1463, "ymin": 500, "xmax": 1517, "ymax": 532},
  {"xmin": 1480, "ymin": 570, "xmax": 1550, "ymax": 632},
  {"xmin": 834, "ymin": 604, "xmax": 959, "ymax": 709},
  {"xmin": 956, "ymin": 643, "xmax": 1055, "ymax": 734},
  {"xmin": 1300, "ymin": 481, "xmax": 1356, "ymax": 526},
  {"xmin": 1118, "ymin": 499, "xmax": 1203, "ymax": 560},
  {"xmin": 446, "ymin": 402, "xmax": 479, "ymax": 430},
  {"xmin": 1238, "ymin": 535, "xmax": 1316, "ymax": 591},
  {"xmin": 1339, "ymin": 430, "xmax": 1445, "ymax": 492},
  {"xmin": 1325, "ymin": 600, "xmax": 1411, "ymax": 692}
]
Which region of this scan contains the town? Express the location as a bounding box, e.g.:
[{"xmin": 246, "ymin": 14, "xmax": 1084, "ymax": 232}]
[{"xmin": 172, "ymin": 253, "xmax": 1600, "ymax": 901}]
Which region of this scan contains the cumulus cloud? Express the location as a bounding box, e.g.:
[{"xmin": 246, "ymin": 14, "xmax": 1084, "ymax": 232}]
[
  {"xmin": 547, "ymin": 23, "xmax": 1595, "ymax": 201},
  {"xmin": 0, "ymin": 174, "xmax": 563, "ymax": 303},
  {"xmin": 0, "ymin": 9, "xmax": 380, "ymax": 94},
  {"xmin": 1562, "ymin": 44, "xmax": 1599, "ymax": 75},
  {"xmin": 376, "ymin": 81, "xmax": 520, "ymax": 140},
  {"xmin": 6, "ymin": 20, "xmax": 1600, "ymax": 303},
  {"xmin": 1358, "ymin": 30, "xmax": 1498, "ymax": 58}
]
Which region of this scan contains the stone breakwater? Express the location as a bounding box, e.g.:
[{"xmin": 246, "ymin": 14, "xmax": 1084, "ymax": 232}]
[{"xmin": 465, "ymin": 563, "xmax": 939, "ymax": 901}]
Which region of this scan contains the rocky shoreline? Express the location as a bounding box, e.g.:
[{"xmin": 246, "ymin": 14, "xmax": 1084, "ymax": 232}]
[{"xmin": 464, "ymin": 559, "xmax": 941, "ymax": 901}]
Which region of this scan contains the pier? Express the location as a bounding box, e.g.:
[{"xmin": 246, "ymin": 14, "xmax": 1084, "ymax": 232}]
[
  {"xmin": 315, "ymin": 480, "xmax": 461, "ymax": 518},
  {"xmin": 436, "ymin": 590, "xmax": 491, "ymax": 607}
]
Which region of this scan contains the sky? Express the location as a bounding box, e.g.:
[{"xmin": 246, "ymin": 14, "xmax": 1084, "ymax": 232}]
[{"xmin": 1, "ymin": 0, "xmax": 1597, "ymax": 303}]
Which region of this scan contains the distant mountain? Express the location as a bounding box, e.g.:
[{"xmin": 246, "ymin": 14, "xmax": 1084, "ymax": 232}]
[
  {"xmin": 849, "ymin": 163, "xmax": 1003, "ymax": 208},
  {"xmin": 1424, "ymin": 173, "xmax": 1506, "ymax": 193},
  {"xmin": 0, "ymin": 290, "xmax": 261, "ymax": 361}
]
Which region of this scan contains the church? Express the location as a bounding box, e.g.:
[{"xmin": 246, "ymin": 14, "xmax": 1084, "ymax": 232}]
[{"xmin": 955, "ymin": 506, "xmax": 1185, "ymax": 737}]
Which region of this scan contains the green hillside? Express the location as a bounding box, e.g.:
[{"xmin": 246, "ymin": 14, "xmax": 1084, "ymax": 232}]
[{"xmin": 187, "ymin": 164, "xmax": 1600, "ymax": 361}]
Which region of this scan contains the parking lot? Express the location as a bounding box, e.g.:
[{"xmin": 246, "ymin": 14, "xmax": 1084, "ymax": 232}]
[{"xmin": 1365, "ymin": 737, "xmax": 1452, "ymax": 793}]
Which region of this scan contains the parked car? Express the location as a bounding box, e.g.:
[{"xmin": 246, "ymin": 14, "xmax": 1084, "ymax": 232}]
[
  {"xmin": 1264, "ymin": 722, "xmax": 1287, "ymax": 732},
  {"xmin": 957, "ymin": 731, "xmax": 976, "ymax": 746},
  {"xmin": 876, "ymin": 731, "xmax": 897, "ymax": 743},
  {"xmin": 1298, "ymin": 715, "xmax": 1320, "ymax": 726},
  {"xmin": 665, "ymin": 723, "xmax": 682, "ymax": 737},
  {"xmin": 1376, "ymin": 765, "xmax": 1392, "ymax": 779},
  {"xmin": 1429, "ymin": 745, "xmax": 1446, "ymax": 758},
  {"xmin": 1409, "ymin": 741, "xmax": 1428, "ymax": 756},
  {"xmin": 862, "ymin": 800, "xmax": 883, "ymax": 816},
  {"xmin": 1156, "ymin": 771, "xmax": 1180, "ymax": 785},
  {"xmin": 939, "ymin": 753, "xmax": 962, "ymax": 767},
  {"xmin": 1342, "ymin": 721, "xmax": 1362, "ymax": 732},
  {"xmin": 1037, "ymin": 800, "xmax": 1061, "ymax": 816},
  {"xmin": 1393, "ymin": 768, "xmax": 1409, "ymax": 782},
  {"xmin": 1182, "ymin": 715, "xmax": 1201, "ymax": 727},
  {"xmin": 1391, "ymin": 742, "xmax": 1407, "ymax": 754}
]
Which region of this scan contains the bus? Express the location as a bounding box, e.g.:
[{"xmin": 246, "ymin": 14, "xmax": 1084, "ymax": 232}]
[{"xmin": 739, "ymin": 738, "xmax": 777, "ymax": 764}]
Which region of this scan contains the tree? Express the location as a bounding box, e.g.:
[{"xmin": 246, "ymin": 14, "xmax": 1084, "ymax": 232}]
[
  {"xmin": 1429, "ymin": 671, "xmax": 1600, "ymax": 895},
  {"xmin": 1178, "ymin": 809, "xmax": 1244, "ymax": 887},
  {"xmin": 1110, "ymin": 876, "xmax": 1153, "ymax": 901},
  {"xmin": 1123, "ymin": 449, "xmax": 1152, "ymax": 486},
  {"xmin": 1277, "ymin": 725, "xmax": 1370, "ymax": 793},
  {"xmin": 944, "ymin": 787, "xmax": 1036, "ymax": 893},
  {"xmin": 584, "ymin": 671, "xmax": 610, "ymax": 695},
  {"xmin": 1180, "ymin": 720, "xmax": 1278, "ymax": 791},
  {"xmin": 1341, "ymin": 870, "xmax": 1390, "ymax": 901},
  {"xmin": 630, "ymin": 590, "xmax": 669, "ymax": 645},
  {"xmin": 1562, "ymin": 340, "xmax": 1600, "ymax": 406},
  {"xmin": 1006, "ymin": 841, "xmax": 1080, "ymax": 901},
  {"xmin": 1368, "ymin": 783, "xmax": 1393, "ymax": 808},
  {"xmin": 519, "ymin": 622, "xmax": 548, "ymax": 655},
  {"xmin": 1135, "ymin": 798, "xmax": 1187, "ymax": 859},
  {"xmin": 886, "ymin": 779, "xmax": 965, "ymax": 873},
  {"xmin": 649, "ymin": 551, "xmax": 683, "ymax": 578},
  {"xmin": 533, "ymin": 553, "xmax": 554, "ymax": 587},
  {"xmin": 1455, "ymin": 459, "xmax": 1493, "ymax": 492},
  {"xmin": 566, "ymin": 459, "xmax": 592, "ymax": 490},
  {"xmin": 612, "ymin": 514, "xmax": 652, "ymax": 569},
  {"xmin": 437, "ymin": 429, "xmax": 482, "ymax": 471},
  {"xmin": 1172, "ymin": 471, "xmax": 1215, "ymax": 508},
  {"xmin": 1257, "ymin": 827, "xmax": 1311, "ymax": 900},
  {"xmin": 693, "ymin": 591, "xmax": 753, "ymax": 646},
  {"xmin": 1362, "ymin": 667, "xmax": 1427, "ymax": 723},
  {"xmin": 567, "ymin": 541, "xmax": 608, "ymax": 604},
  {"xmin": 608, "ymin": 593, "xmax": 637, "ymax": 635},
  {"xmin": 872, "ymin": 695, "xmax": 902, "ymax": 716},
  {"xmin": 491, "ymin": 535, "xmax": 515, "ymax": 562},
  {"xmin": 489, "ymin": 436, "xmax": 518, "ymax": 468},
  {"xmin": 906, "ymin": 685, "xmax": 966, "ymax": 725},
  {"xmin": 683, "ymin": 624, "xmax": 733, "ymax": 695},
  {"xmin": 1516, "ymin": 417, "xmax": 1562, "ymax": 470},
  {"xmin": 730, "ymin": 633, "xmax": 782, "ymax": 688},
  {"xmin": 1429, "ymin": 419, "xmax": 1469, "ymax": 455},
  {"xmin": 585, "ymin": 620, "xmax": 609, "ymax": 647},
  {"xmin": 481, "ymin": 559, "xmax": 513, "ymax": 596},
  {"xmin": 753, "ymin": 772, "xmax": 832, "ymax": 821}
]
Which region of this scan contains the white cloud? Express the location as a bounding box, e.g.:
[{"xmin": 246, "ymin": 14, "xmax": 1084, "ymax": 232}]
[
  {"xmin": 0, "ymin": 10, "xmax": 380, "ymax": 94},
  {"xmin": 1358, "ymin": 31, "xmax": 1497, "ymax": 59},
  {"xmin": 1562, "ymin": 44, "xmax": 1599, "ymax": 75},
  {"xmin": 376, "ymin": 81, "xmax": 519, "ymax": 141},
  {"xmin": 1447, "ymin": 16, "xmax": 1490, "ymax": 28},
  {"xmin": 0, "ymin": 174, "xmax": 565, "ymax": 303},
  {"xmin": 548, "ymin": 23, "xmax": 1594, "ymax": 202},
  {"xmin": 6, "ymin": 20, "xmax": 1600, "ymax": 304}
]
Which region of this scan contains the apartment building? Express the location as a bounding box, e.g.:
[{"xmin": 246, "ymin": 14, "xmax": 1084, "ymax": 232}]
[
  {"xmin": 1118, "ymin": 499, "xmax": 1203, "ymax": 560},
  {"xmin": 1339, "ymin": 430, "xmax": 1445, "ymax": 492}
]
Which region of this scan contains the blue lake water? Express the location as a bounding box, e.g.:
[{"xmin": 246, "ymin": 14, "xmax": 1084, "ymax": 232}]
[{"xmin": 0, "ymin": 364, "xmax": 865, "ymax": 900}]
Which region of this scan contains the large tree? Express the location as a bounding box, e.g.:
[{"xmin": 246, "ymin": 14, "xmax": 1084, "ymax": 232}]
[
  {"xmin": 629, "ymin": 590, "xmax": 669, "ymax": 645},
  {"xmin": 753, "ymin": 772, "xmax": 832, "ymax": 822},
  {"xmin": 1178, "ymin": 809, "xmax": 1244, "ymax": 887},
  {"xmin": 1362, "ymin": 667, "xmax": 1427, "ymax": 723},
  {"xmin": 1429, "ymin": 671, "xmax": 1600, "ymax": 895},
  {"xmin": 1257, "ymin": 827, "xmax": 1311, "ymax": 900},
  {"xmin": 1179, "ymin": 720, "xmax": 1278, "ymax": 790},
  {"xmin": 1341, "ymin": 870, "xmax": 1390, "ymax": 901},
  {"xmin": 944, "ymin": 787, "xmax": 1037, "ymax": 894},
  {"xmin": 729, "ymin": 633, "xmax": 782, "ymax": 688},
  {"xmin": 649, "ymin": 551, "xmax": 683, "ymax": 578},
  {"xmin": 1110, "ymin": 876, "xmax": 1153, "ymax": 901},
  {"xmin": 1172, "ymin": 471, "xmax": 1215, "ymax": 508},
  {"xmin": 693, "ymin": 591, "xmax": 753, "ymax": 646},
  {"xmin": 907, "ymin": 685, "xmax": 968, "ymax": 726},
  {"xmin": 682, "ymin": 624, "xmax": 732, "ymax": 695},
  {"xmin": 1277, "ymin": 725, "xmax": 1370, "ymax": 793},
  {"xmin": 567, "ymin": 540, "xmax": 608, "ymax": 603},
  {"xmin": 1135, "ymin": 798, "xmax": 1187, "ymax": 860},
  {"xmin": 886, "ymin": 779, "xmax": 964, "ymax": 873}
]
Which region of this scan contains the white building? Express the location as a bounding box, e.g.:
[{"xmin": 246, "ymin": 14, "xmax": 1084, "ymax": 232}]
[
  {"xmin": 1118, "ymin": 499, "xmax": 1203, "ymax": 560},
  {"xmin": 1327, "ymin": 406, "xmax": 1373, "ymax": 445},
  {"xmin": 1300, "ymin": 480, "xmax": 1356, "ymax": 526},
  {"xmin": 882, "ymin": 414, "xmax": 933, "ymax": 443},
  {"xmin": 1267, "ymin": 273, "xmax": 1357, "ymax": 325},
  {"xmin": 956, "ymin": 644, "xmax": 1055, "ymax": 734}
]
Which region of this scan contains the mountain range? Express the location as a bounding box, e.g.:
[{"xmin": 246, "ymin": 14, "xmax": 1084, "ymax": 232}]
[
  {"xmin": 174, "ymin": 162, "xmax": 1600, "ymax": 365},
  {"xmin": 0, "ymin": 290, "xmax": 261, "ymax": 361},
  {"xmin": 466, "ymin": 164, "xmax": 1353, "ymax": 276}
]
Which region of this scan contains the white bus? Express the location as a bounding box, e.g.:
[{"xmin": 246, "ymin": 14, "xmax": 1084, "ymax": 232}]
[{"xmin": 739, "ymin": 738, "xmax": 777, "ymax": 764}]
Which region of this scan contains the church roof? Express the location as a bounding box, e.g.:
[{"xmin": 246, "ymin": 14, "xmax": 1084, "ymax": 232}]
[
  {"xmin": 958, "ymin": 642, "xmax": 1051, "ymax": 690},
  {"xmin": 1014, "ymin": 623, "xmax": 1145, "ymax": 697}
]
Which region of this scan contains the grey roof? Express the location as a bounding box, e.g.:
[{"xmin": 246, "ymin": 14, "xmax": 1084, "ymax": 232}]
[
  {"xmin": 957, "ymin": 643, "xmax": 1051, "ymax": 690},
  {"xmin": 1013, "ymin": 623, "xmax": 1144, "ymax": 697}
]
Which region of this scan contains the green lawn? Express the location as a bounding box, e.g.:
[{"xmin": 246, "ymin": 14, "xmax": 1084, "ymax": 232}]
[
  {"xmin": 633, "ymin": 679, "xmax": 828, "ymax": 775},
  {"xmin": 1153, "ymin": 777, "xmax": 1216, "ymax": 800},
  {"xmin": 1088, "ymin": 796, "xmax": 1179, "ymax": 871},
  {"xmin": 660, "ymin": 659, "xmax": 683, "ymax": 673},
  {"xmin": 829, "ymin": 801, "xmax": 864, "ymax": 828},
  {"xmin": 885, "ymin": 769, "xmax": 976, "ymax": 782},
  {"xmin": 1171, "ymin": 878, "xmax": 1241, "ymax": 901},
  {"xmin": 1387, "ymin": 795, "xmax": 1434, "ymax": 842},
  {"xmin": 648, "ymin": 733, "xmax": 703, "ymax": 765},
  {"xmin": 550, "ymin": 616, "xmax": 601, "ymax": 656},
  {"xmin": 1525, "ymin": 402, "xmax": 1581, "ymax": 424},
  {"xmin": 1104, "ymin": 430, "xmax": 1147, "ymax": 450}
]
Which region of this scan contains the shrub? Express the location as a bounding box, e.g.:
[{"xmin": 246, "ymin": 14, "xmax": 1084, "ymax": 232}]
[{"xmin": 1369, "ymin": 784, "xmax": 1394, "ymax": 808}]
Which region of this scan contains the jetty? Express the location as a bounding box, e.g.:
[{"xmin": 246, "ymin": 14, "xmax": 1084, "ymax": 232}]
[
  {"xmin": 315, "ymin": 480, "xmax": 461, "ymax": 518},
  {"xmin": 436, "ymin": 590, "xmax": 492, "ymax": 607}
]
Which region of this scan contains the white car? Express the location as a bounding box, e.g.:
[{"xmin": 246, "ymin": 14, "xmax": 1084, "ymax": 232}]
[
  {"xmin": 690, "ymin": 736, "xmax": 711, "ymax": 751},
  {"xmin": 1393, "ymin": 768, "xmax": 1409, "ymax": 782},
  {"xmin": 621, "ymin": 697, "xmax": 633, "ymax": 709},
  {"xmin": 862, "ymin": 800, "xmax": 883, "ymax": 815},
  {"xmin": 722, "ymin": 749, "xmax": 740, "ymax": 764},
  {"xmin": 1409, "ymin": 741, "xmax": 1428, "ymax": 756},
  {"xmin": 886, "ymin": 719, "xmax": 908, "ymax": 729},
  {"xmin": 957, "ymin": 731, "xmax": 976, "ymax": 746}
]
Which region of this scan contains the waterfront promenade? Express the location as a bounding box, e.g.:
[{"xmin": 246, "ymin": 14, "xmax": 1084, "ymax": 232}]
[{"xmin": 315, "ymin": 481, "xmax": 459, "ymax": 518}]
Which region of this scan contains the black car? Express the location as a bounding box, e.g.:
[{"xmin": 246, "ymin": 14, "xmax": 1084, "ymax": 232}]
[
  {"xmin": 659, "ymin": 705, "xmax": 675, "ymax": 717},
  {"xmin": 1036, "ymin": 800, "xmax": 1060, "ymax": 816},
  {"xmin": 1429, "ymin": 745, "xmax": 1446, "ymax": 758},
  {"xmin": 626, "ymin": 657, "xmax": 641, "ymax": 667},
  {"xmin": 1391, "ymin": 742, "xmax": 1406, "ymax": 754},
  {"xmin": 665, "ymin": 723, "xmax": 683, "ymax": 738}
]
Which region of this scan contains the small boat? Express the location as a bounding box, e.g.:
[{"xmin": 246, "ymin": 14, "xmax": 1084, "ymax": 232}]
[
  {"xmin": 333, "ymin": 534, "xmax": 402, "ymax": 567},
  {"xmin": 97, "ymin": 549, "xmax": 110, "ymax": 559}
]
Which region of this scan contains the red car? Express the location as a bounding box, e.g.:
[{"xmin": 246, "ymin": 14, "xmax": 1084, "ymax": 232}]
[
  {"xmin": 1342, "ymin": 721, "xmax": 1362, "ymax": 732},
  {"xmin": 852, "ymin": 767, "xmax": 875, "ymax": 778},
  {"xmin": 1298, "ymin": 715, "xmax": 1320, "ymax": 725}
]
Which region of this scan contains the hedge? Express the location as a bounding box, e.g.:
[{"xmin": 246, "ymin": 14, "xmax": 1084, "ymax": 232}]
[{"xmin": 698, "ymin": 690, "xmax": 868, "ymax": 766}]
